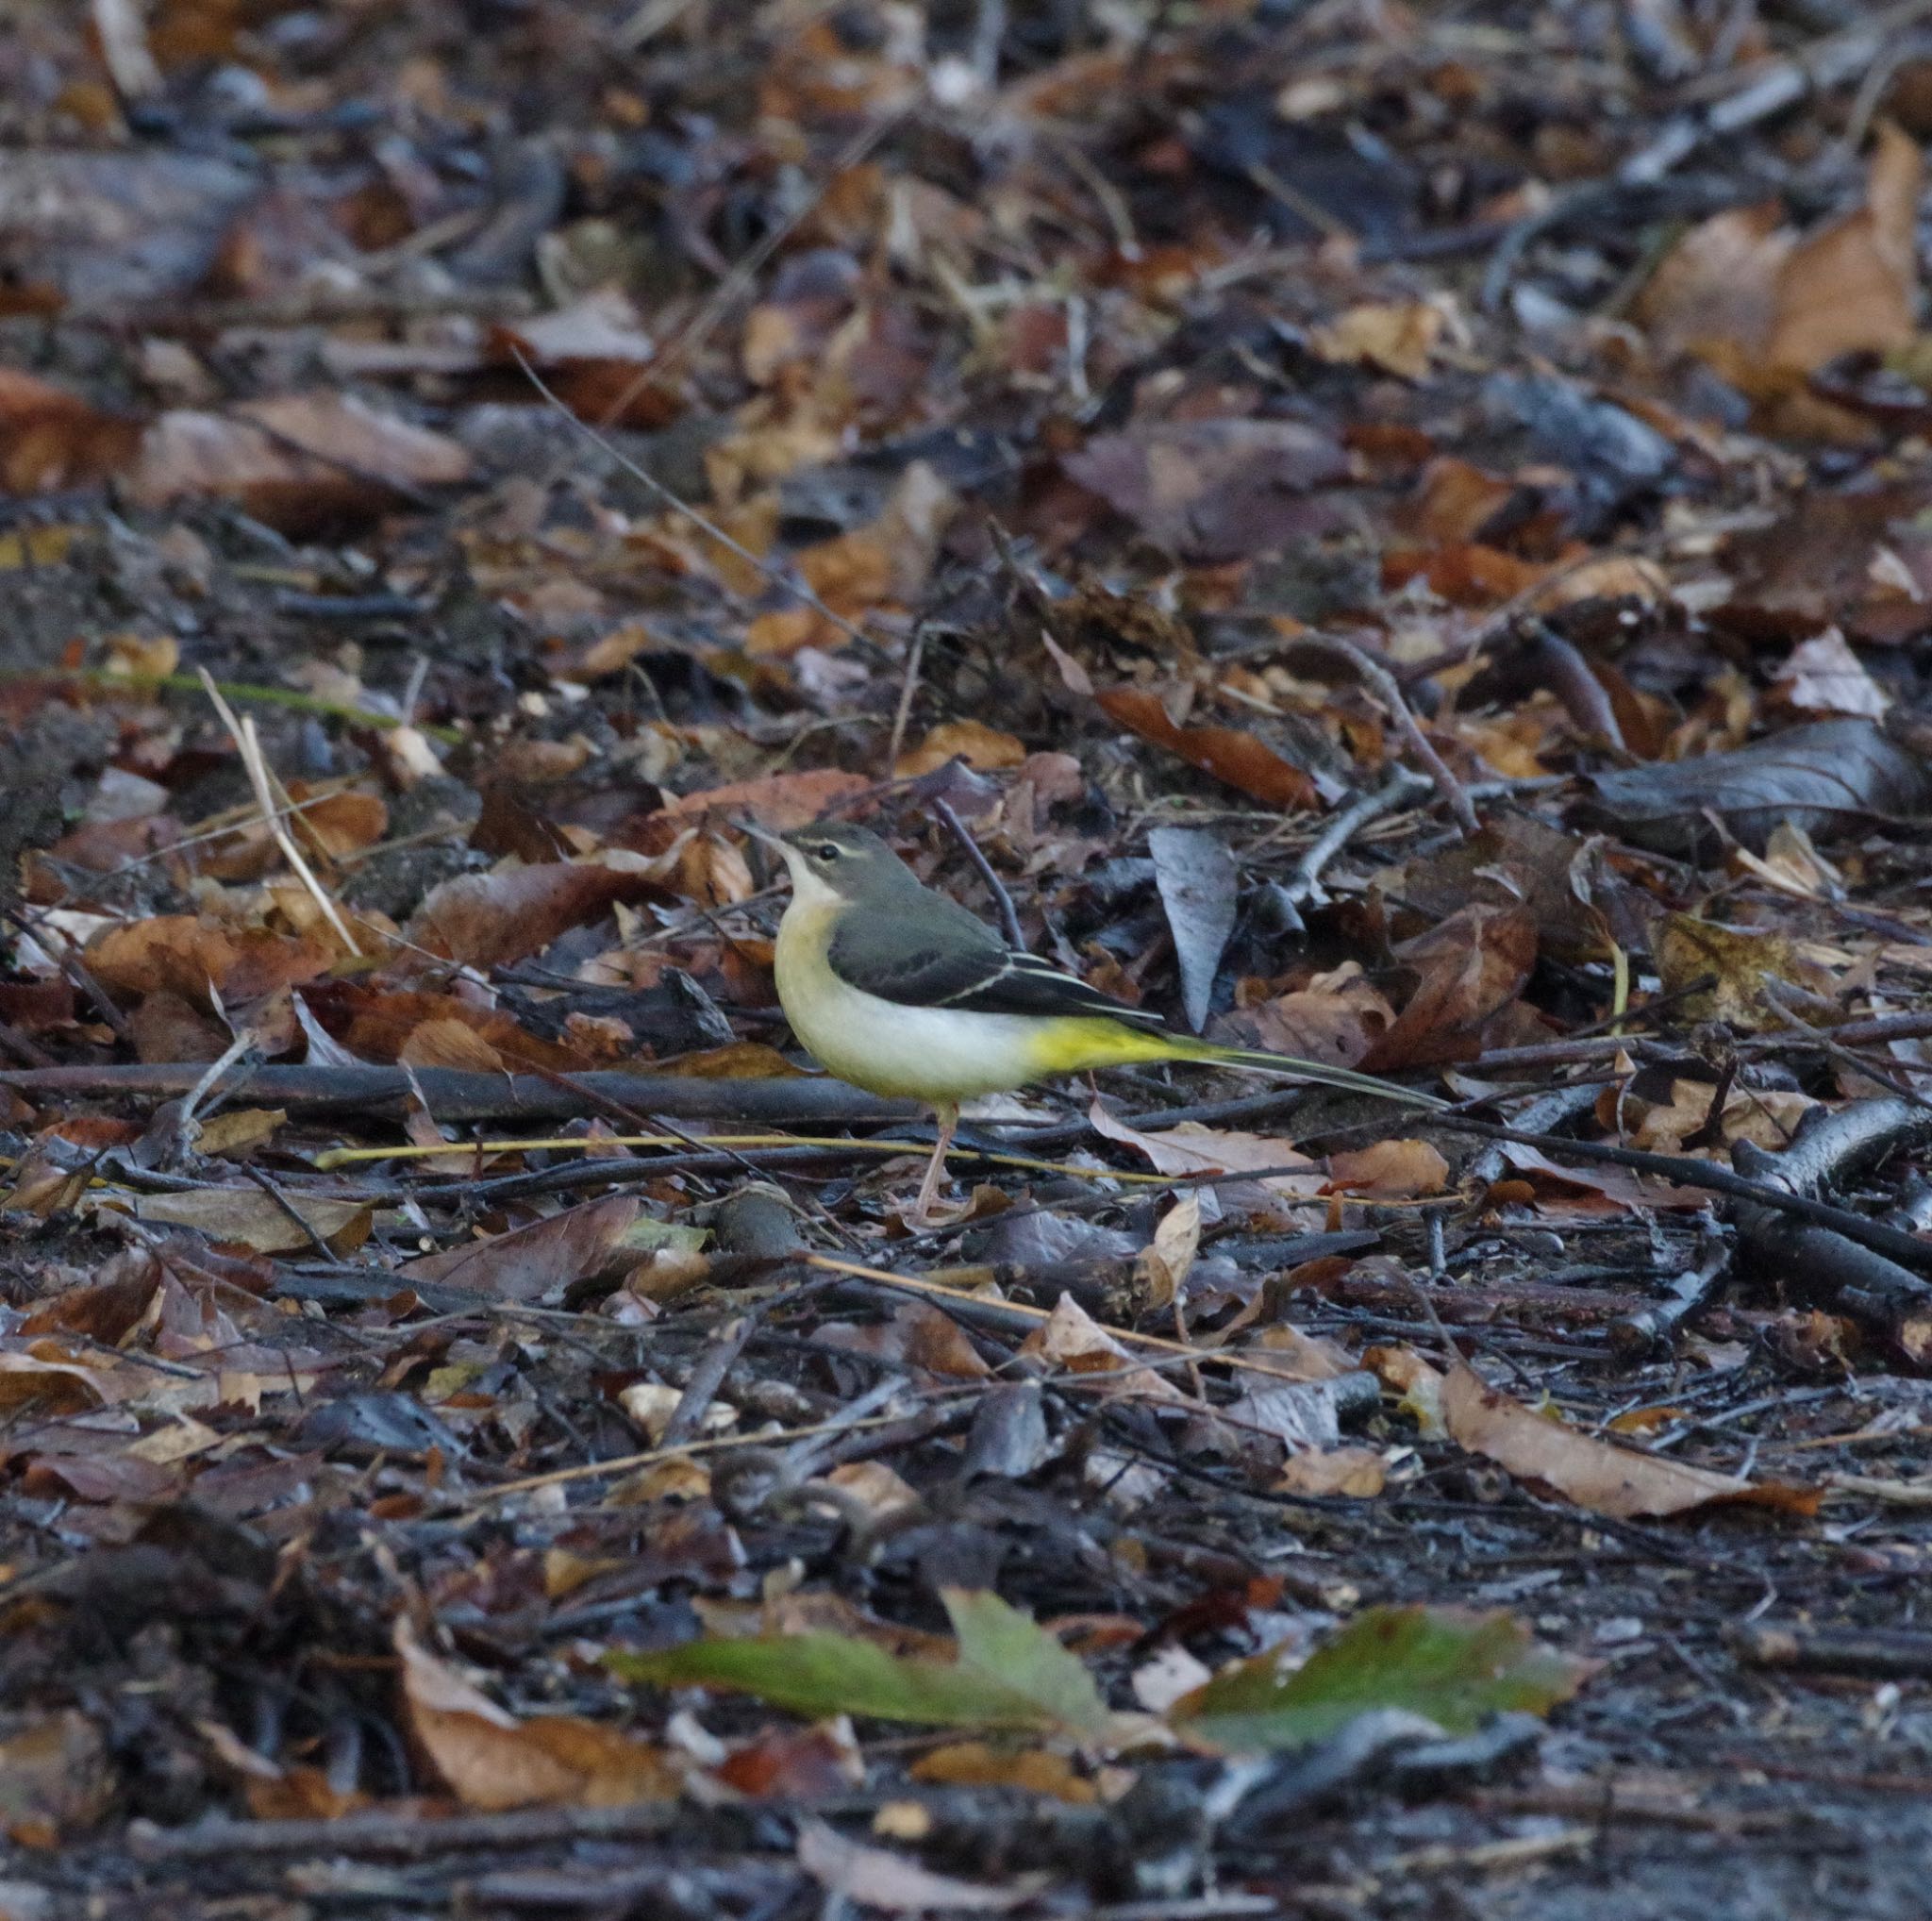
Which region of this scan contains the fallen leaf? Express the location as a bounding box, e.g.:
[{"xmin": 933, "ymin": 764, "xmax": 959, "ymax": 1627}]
[
  {"xmin": 1096, "ymin": 687, "xmax": 1318, "ymax": 810},
  {"xmin": 1064, "ymin": 417, "xmax": 1347, "ymax": 559},
  {"xmin": 86, "ymin": 916, "xmax": 338, "ymax": 1007},
  {"xmin": 1654, "ymin": 913, "xmax": 1838, "ymax": 1030},
  {"xmin": 1171, "ymin": 1604, "xmax": 1590, "ymax": 1753},
  {"xmin": 658, "ymin": 768, "xmax": 872, "ymax": 832},
  {"xmin": 908, "ymin": 1741, "xmax": 1097, "ymax": 1803},
  {"xmin": 127, "ymin": 393, "xmax": 472, "ymax": 529},
  {"xmin": 1634, "ymin": 124, "xmax": 1922, "ymax": 381},
  {"xmin": 135, "ymin": 1187, "xmax": 371, "ymax": 1256},
  {"xmin": 0, "ymin": 1712, "xmax": 111, "ymax": 1834},
  {"xmin": 1148, "ymin": 826, "xmax": 1238, "ymax": 1033},
  {"xmin": 1772, "ymin": 628, "xmax": 1890, "ymax": 719},
  {"xmin": 894, "ymin": 720, "xmax": 1027, "ymax": 778},
  {"xmin": 1274, "ymin": 1445, "xmax": 1389, "ymax": 1497},
  {"xmin": 1089, "ymin": 1102, "xmax": 1324, "ymax": 1196},
  {"xmin": 397, "ymin": 1619, "xmax": 678, "ymax": 1811},
  {"xmin": 1442, "ymin": 1363, "xmax": 1818, "ymax": 1519},
  {"xmin": 1018, "ymin": 1294, "xmax": 1184, "ymax": 1402},
  {"xmin": 1135, "ymin": 1193, "xmax": 1202, "ymax": 1311},
  {"xmin": 1363, "ymin": 904, "xmax": 1539, "ymax": 1071},
  {"xmin": 0, "ymin": 368, "xmax": 140, "ymax": 493},
  {"xmin": 408, "ymin": 861, "xmax": 663, "ymax": 968},
  {"xmin": 1326, "ymin": 1139, "xmax": 1449, "ymax": 1198},
  {"xmin": 611, "ymin": 1587, "xmax": 1120, "ymax": 1741},
  {"xmin": 1574, "ymin": 718, "xmax": 1932, "ymax": 857},
  {"xmin": 1311, "ymin": 300, "xmax": 1445, "ymax": 380},
  {"xmin": 403, "ymin": 1194, "xmax": 643, "ymax": 1301}
]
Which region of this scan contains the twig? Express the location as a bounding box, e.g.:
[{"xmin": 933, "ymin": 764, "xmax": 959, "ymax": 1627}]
[
  {"xmin": 1283, "ymin": 767, "xmax": 1429, "ymax": 908},
  {"xmin": 196, "ymin": 669, "xmax": 361, "ymax": 956},
  {"xmin": 885, "ymin": 623, "xmax": 925, "ymax": 771},
  {"xmin": 0, "ymin": 1062, "xmax": 920, "ymax": 1124},
  {"xmin": 658, "ymin": 1311, "xmax": 761, "ymax": 1450},
  {"xmin": 1295, "ymin": 634, "xmax": 1479, "ymax": 836},
  {"xmin": 932, "ymin": 794, "xmax": 1025, "ymax": 949},
  {"xmin": 1438, "ymin": 1115, "xmax": 1932, "ymax": 1274},
  {"xmin": 242, "ymin": 1162, "xmax": 349, "ymax": 1266}
]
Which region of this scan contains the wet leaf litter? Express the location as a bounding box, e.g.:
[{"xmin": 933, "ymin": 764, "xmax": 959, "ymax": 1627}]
[{"xmin": 2, "ymin": 4, "xmax": 1932, "ymax": 1918}]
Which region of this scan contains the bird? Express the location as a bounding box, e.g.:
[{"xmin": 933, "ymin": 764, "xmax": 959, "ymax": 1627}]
[{"xmin": 747, "ymin": 821, "xmax": 1446, "ymax": 1223}]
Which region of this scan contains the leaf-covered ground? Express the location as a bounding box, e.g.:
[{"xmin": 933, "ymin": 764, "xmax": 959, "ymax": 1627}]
[{"xmin": 4, "ymin": 2, "xmax": 1932, "ymax": 1915}]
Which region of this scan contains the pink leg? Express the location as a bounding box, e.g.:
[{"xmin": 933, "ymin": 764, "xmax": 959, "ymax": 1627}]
[{"xmin": 911, "ymin": 1104, "xmax": 958, "ymax": 1225}]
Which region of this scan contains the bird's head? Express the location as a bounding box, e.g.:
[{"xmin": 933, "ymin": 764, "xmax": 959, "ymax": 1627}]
[{"xmin": 745, "ymin": 821, "xmax": 917, "ymax": 908}]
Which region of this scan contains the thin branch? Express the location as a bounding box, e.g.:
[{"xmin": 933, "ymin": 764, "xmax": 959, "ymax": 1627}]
[
  {"xmin": 1297, "ymin": 633, "xmax": 1479, "ymax": 835},
  {"xmin": 932, "ymin": 794, "xmax": 1025, "ymax": 949}
]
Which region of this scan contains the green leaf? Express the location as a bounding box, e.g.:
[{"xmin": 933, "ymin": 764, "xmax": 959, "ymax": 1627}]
[
  {"xmin": 942, "ymin": 1588, "xmax": 1113, "ymax": 1738},
  {"xmin": 609, "ymin": 1591, "xmax": 1110, "ymax": 1737},
  {"xmin": 1171, "ymin": 1605, "xmax": 1590, "ymax": 1754}
]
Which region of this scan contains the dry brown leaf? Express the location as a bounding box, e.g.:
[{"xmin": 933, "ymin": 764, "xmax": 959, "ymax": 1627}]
[
  {"xmin": 127, "ymin": 393, "xmax": 471, "ymax": 526},
  {"xmin": 192, "ymin": 1107, "xmax": 286, "ymax": 1158},
  {"xmin": 1326, "ymin": 1139, "xmax": 1449, "ymax": 1198},
  {"xmin": 909, "ymin": 1742, "xmax": 1097, "ymax": 1803},
  {"xmin": 1095, "ymin": 686, "xmax": 1318, "ymax": 810},
  {"xmin": 1017, "ymin": 1295, "xmax": 1183, "ymax": 1402},
  {"xmin": 1363, "ymin": 904, "xmax": 1539, "ymax": 1071},
  {"xmin": 1311, "ymin": 300, "xmax": 1445, "ymax": 380},
  {"xmin": 1635, "ymin": 124, "xmax": 1922, "ymax": 381},
  {"xmin": 1135, "ymin": 1193, "xmax": 1202, "ymax": 1311},
  {"xmin": 0, "ymin": 367, "xmax": 141, "ymax": 493},
  {"xmin": 288, "ymin": 784, "xmax": 390, "ymax": 860},
  {"xmin": 797, "ymin": 1818, "xmax": 1033, "ymax": 1913},
  {"xmin": 1063, "ymin": 417, "xmax": 1347, "ymax": 560},
  {"xmin": 1088, "ymin": 1102, "xmax": 1325, "ymax": 1196},
  {"xmin": 0, "ymin": 1347, "xmax": 126, "ymax": 1414},
  {"xmin": 403, "ymin": 1194, "xmax": 643, "ymax": 1302},
  {"xmin": 658, "ymin": 768, "xmax": 872, "ymax": 832},
  {"xmin": 0, "ymin": 1711, "xmax": 112, "ymax": 1835},
  {"xmin": 1274, "ymin": 1445, "xmax": 1389, "ymax": 1497},
  {"xmin": 408, "ymin": 861, "xmax": 663, "ymax": 968},
  {"xmin": 1492, "ymin": 1140, "xmax": 1707, "ymax": 1212},
  {"xmin": 1772, "ymin": 629, "xmax": 1890, "ymax": 720},
  {"xmin": 395, "ymin": 1619, "xmax": 678, "ymax": 1811},
  {"xmin": 818, "ymin": 1300, "xmax": 992, "ymax": 1379},
  {"xmin": 136, "ymin": 1186, "xmax": 372, "ymax": 1256},
  {"xmin": 1654, "ymin": 913, "xmax": 1838, "ymax": 1030},
  {"xmin": 1442, "ymin": 1363, "xmax": 1818, "ymax": 1519},
  {"xmin": 87, "ymin": 916, "xmax": 338, "ymax": 1007},
  {"xmin": 894, "ymin": 719, "xmax": 1028, "ymax": 778},
  {"xmin": 397, "ymin": 1017, "xmax": 510, "ymax": 1073}
]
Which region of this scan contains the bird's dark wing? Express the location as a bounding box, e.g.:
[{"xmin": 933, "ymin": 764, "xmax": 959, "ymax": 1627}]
[{"xmin": 828, "ymin": 900, "xmax": 1167, "ymax": 1028}]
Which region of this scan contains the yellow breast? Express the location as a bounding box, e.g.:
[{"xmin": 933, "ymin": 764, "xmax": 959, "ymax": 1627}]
[{"xmin": 773, "ymin": 896, "xmax": 1182, "ymax": 1103}]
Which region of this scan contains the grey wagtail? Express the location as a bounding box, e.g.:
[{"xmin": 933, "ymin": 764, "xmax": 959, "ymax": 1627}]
[{"xmin": 747, "ymin": 821, "xmax": 1446, "ymax": 1222}]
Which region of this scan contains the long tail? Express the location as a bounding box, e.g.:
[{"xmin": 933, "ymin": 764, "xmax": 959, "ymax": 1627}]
[{"xmin": 1172, "ymin": 1036, "xmax": 1447, "ymax": 1111}]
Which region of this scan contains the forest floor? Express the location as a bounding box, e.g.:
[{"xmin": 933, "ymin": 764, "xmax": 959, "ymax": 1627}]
[{"xmin": 4, "ymin": 2, "xmax": 1932, "ymax": 1915}]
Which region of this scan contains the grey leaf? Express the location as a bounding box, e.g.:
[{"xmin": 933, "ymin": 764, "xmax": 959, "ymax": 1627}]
[{"xmin": 1149, "ymin": 827, "xmax": 1239, "ymax": 1032}]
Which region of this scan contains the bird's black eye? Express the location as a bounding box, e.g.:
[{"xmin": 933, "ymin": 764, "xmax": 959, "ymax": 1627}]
[{"xmin": 813, "ymin": 843, "xmax": 841, "ymax": 862}]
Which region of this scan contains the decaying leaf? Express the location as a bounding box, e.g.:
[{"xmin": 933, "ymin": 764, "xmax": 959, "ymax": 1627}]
[
  {"xmin": 402, "ymin": 1194, "xmax": 644, "ymax": 1301},
  {"xmin": 1064, "ymin": 417, "xmax": 1347, "ymax": 560},
  {"xmin": 1574, "ymin": 719, "xmax": 1932, "ymax": 856},
  {"xmin": 1442, "ymin": 1364, "xmax": 1818, "ymax": 1520},
  {"xmin": 397, "ymin": 1619, "xmax": 678, "ymax": 1810}
]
